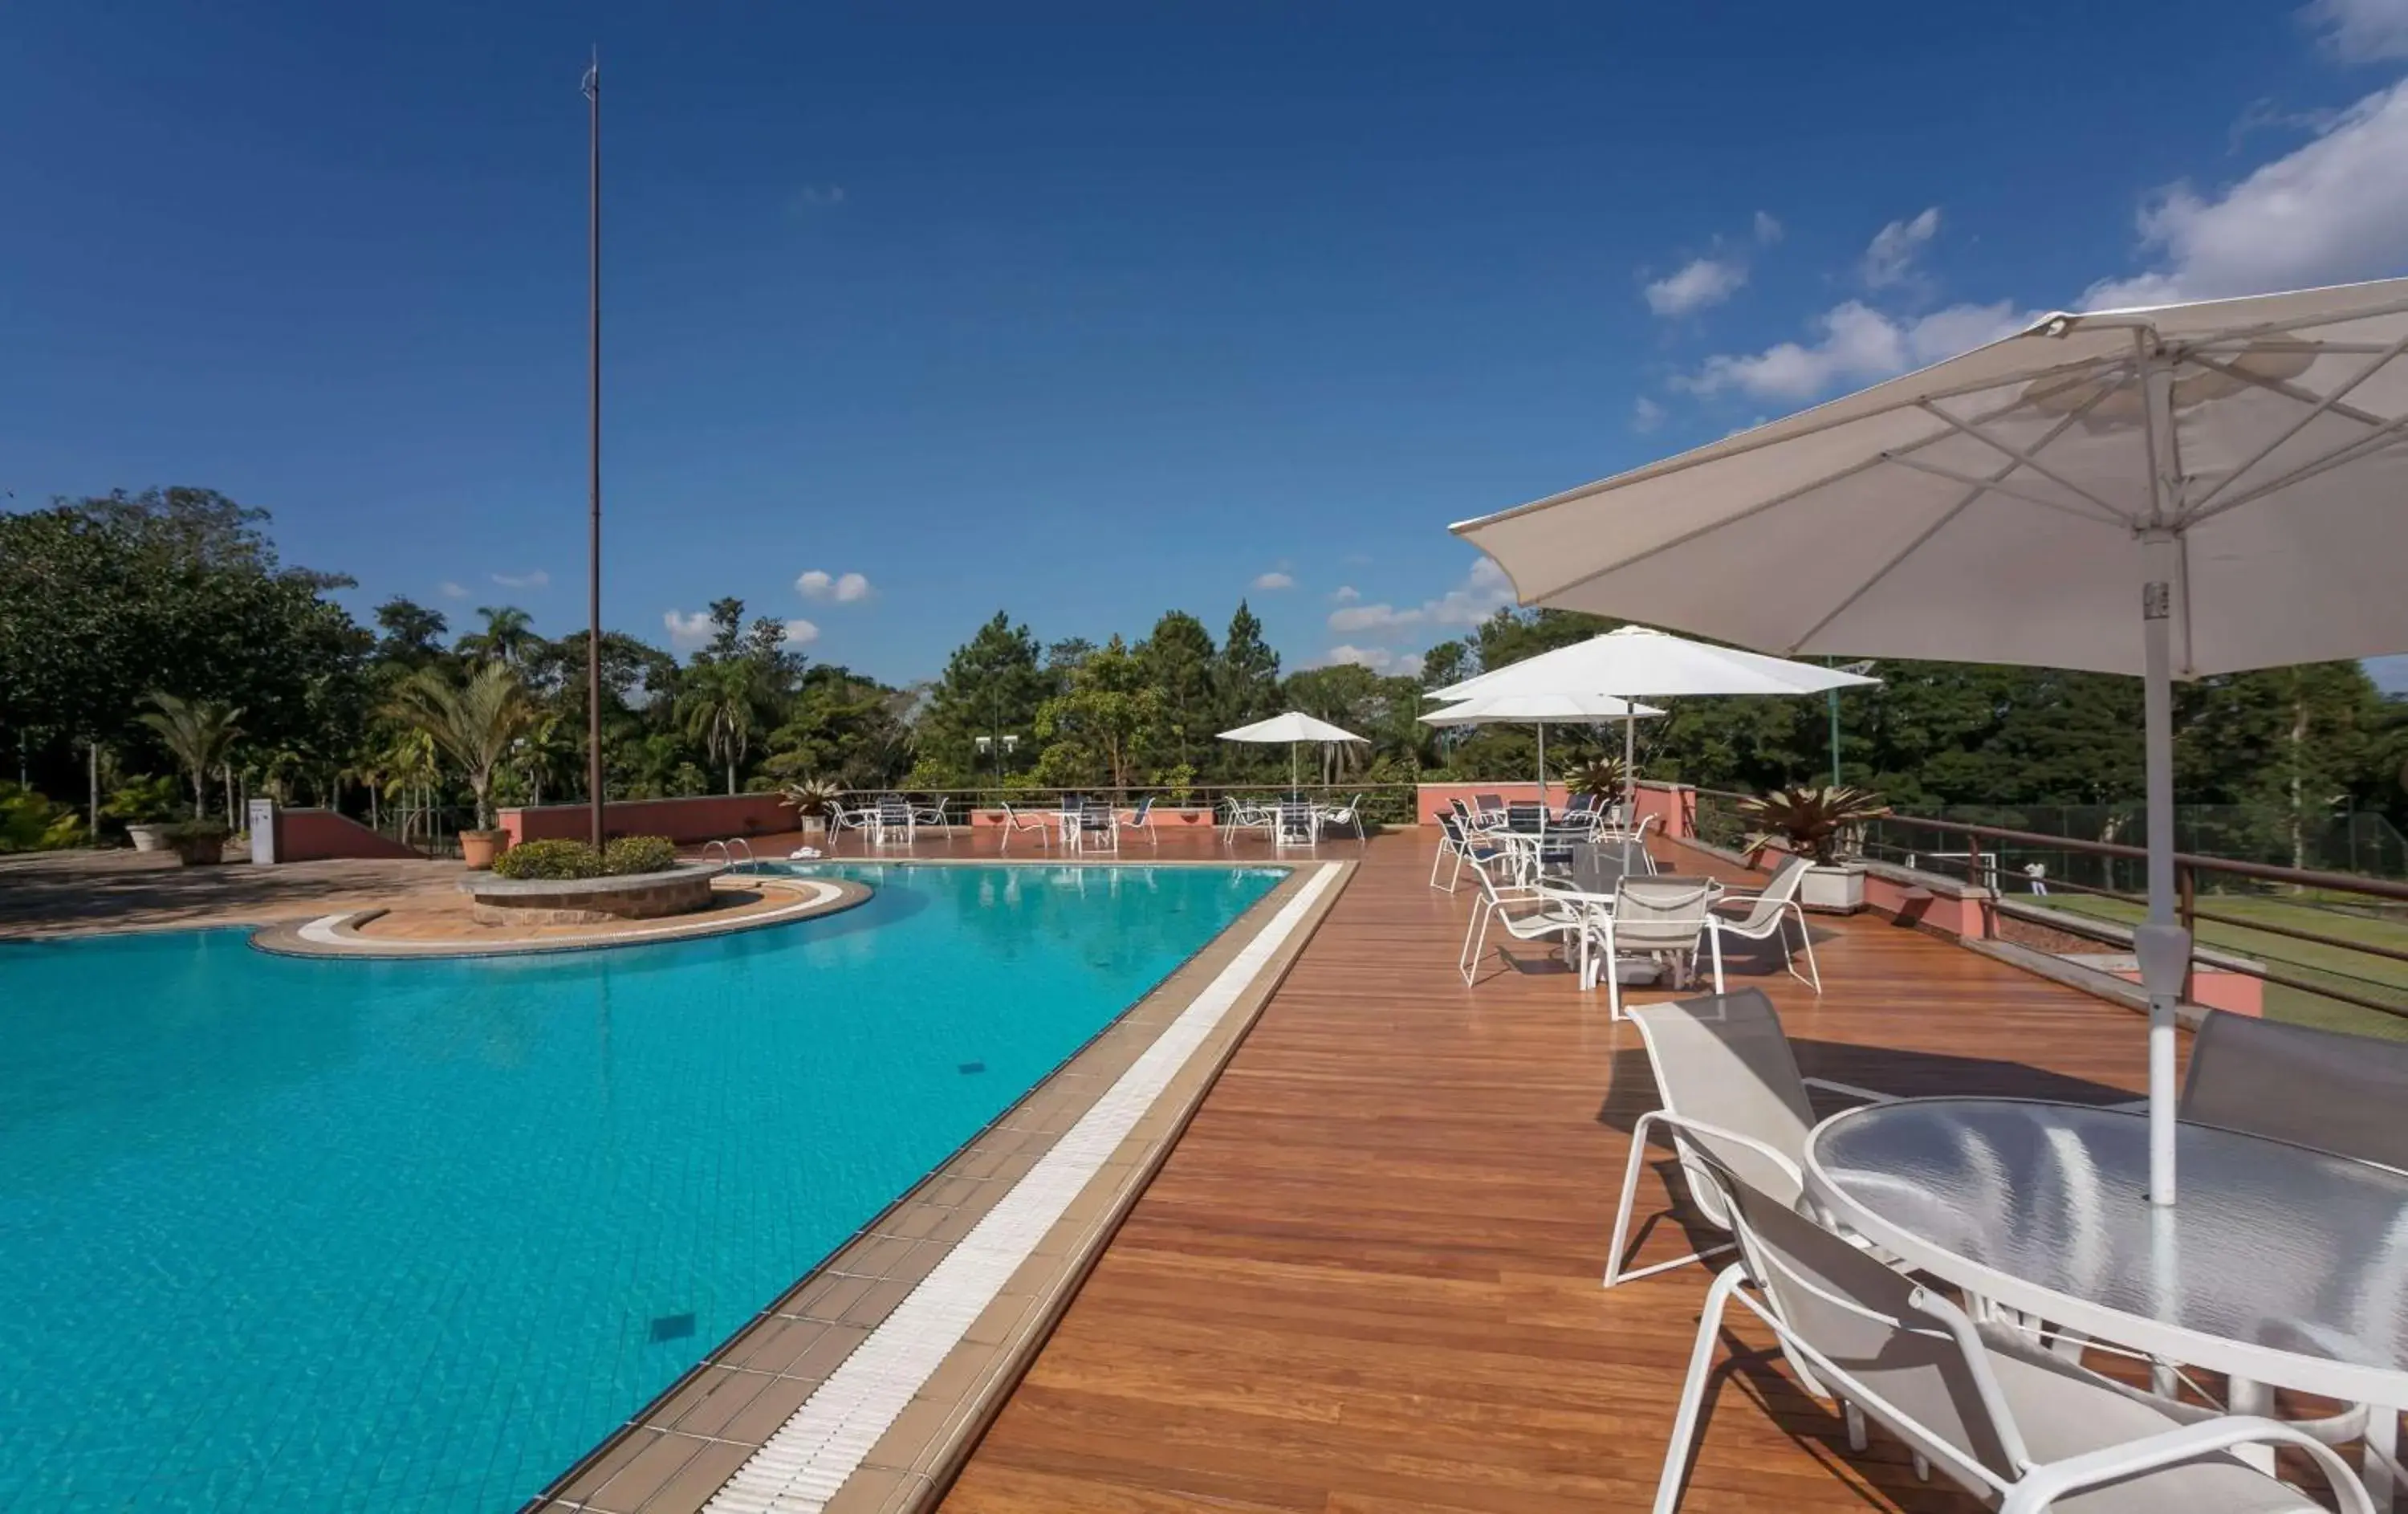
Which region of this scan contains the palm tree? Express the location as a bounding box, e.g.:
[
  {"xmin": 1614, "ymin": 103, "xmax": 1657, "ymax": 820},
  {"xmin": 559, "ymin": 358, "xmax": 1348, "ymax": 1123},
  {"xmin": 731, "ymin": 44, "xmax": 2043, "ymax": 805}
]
[
  {"xmin": 459, "ymin": 604, "xmax": 539, "ymax": 668},
  {"xmin": 386, "ymin": 661, "xmax": 536, "ymax": 831},
  {"xmin": 680, "ymin": 659, "xmax": 764, "ymax": 796},
  {"xmin": 136, "ymin": 694, "xmax": 243, "ymax": 821}
]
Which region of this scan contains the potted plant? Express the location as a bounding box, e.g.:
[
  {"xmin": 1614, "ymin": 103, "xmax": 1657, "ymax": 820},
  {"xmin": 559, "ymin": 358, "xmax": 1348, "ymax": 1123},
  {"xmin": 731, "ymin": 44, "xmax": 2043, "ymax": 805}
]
[
  {"xmin": 1737, "ymin": 784, "xmax": 1890, "ymax": 913},
  {"xmin": 105, "ymin": 774, "xmax": 185, "ymax": 852},
  {"xmin": 779, "ymin": 776, "xmax": 842, "ymax": 836},
  {"xmin": 1566, "ymin": 756, "xmax": 1630, "ymax": 812},
  {"xmin": 160, "ymin": 819, "xmax": 233, "ymax": 865},
  {"xmin": 387, "ymin": 662, "xmax": 536, "ymax": 869}
]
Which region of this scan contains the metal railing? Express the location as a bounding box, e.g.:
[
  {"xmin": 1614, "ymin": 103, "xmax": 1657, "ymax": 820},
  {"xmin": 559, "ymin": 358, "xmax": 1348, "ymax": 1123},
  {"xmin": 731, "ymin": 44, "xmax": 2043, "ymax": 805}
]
[
  {"xmin": 824, "ymin": 781, "xmax": 1427, "ymax": 828},
  {"xmin": 1694, "ymin": 786, "xmax": 2408, "ymax": 1034}
]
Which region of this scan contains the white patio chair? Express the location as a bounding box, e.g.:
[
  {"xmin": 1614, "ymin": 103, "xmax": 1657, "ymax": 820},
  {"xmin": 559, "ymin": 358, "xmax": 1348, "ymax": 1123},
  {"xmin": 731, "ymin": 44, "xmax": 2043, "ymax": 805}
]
[
  {"xmin": 827, "ymin": 800, "xmax": 873, "ymax": 846},
  {"xmin": 1273, "ymin": 798, "xmax": 1317, "ymax": 850},
  {"xmin": 1588, "ymin": 877, "xmax": 1722, "ymax": 1016},
  {"xmin": 1316, "ymin": 792, "xmax": 1368, "ymax": 845},
  {"xmin": 1080, "ymin": 800, "xmax": 1119, "ymax": 853},
  {"xmin": 1459, "ymin": 849, "xmax": 1588, "ymax": 985},
  {"xmin": 1653, "ymin": 1153, "xmax": 2369, "ymax": 1514},
  {"xmin": 873, "ymin": 796, "xmax": 914, "ymax": 846},
  {"xmin": 996, "ymin": 802, "xmax": 1051, "ymax": 853},
  {"xmin": 1607, "ymin": 988, "xmax": 1894, "ymax": 1288},
  {"xmin": 1431, "ymin": 813, "xmax": 1510, "ymax": 892},
  {"xmin": 911, "ymin": 793, "xmax": 952, "ymax": 837},
  {"xmin": 1117, "ymin": 795, "xmax": 1159, "ymax": 847},
  {"xmin": 1705, "ymin": 853, "xmax": 1822, "ymax": 993}
]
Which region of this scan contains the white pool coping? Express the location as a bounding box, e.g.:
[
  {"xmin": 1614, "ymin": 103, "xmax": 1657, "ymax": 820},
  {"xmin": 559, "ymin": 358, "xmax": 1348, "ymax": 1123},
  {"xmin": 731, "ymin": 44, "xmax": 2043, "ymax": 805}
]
[
  {"xmin": 699, "ymin": 861, "xmax": 1344, "ymax": 1514},
  {"xmin": 287, "ymin": 877, "xmax": 849, "ymax": 956}
]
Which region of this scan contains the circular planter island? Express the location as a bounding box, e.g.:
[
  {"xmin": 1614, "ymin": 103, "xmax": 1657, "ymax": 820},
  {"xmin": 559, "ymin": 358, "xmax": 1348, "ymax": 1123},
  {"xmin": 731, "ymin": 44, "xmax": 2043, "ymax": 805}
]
[{"xmin": 462, "ymin": 862, "xmax": 724, "ymax": 926}]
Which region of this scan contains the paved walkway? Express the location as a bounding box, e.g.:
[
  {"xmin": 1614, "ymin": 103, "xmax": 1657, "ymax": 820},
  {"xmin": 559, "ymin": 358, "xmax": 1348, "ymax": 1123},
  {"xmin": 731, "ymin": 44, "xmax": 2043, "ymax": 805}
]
[{"xmin": 0, "ymin": 849, "xmax": 463, "ymax": 940}]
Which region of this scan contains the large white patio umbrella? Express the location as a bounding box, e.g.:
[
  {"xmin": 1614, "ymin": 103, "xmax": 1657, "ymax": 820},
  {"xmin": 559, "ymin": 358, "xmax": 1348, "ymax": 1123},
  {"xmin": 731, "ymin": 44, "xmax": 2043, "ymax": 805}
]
[
  {"xmin": 1418, "ymin": 690, "xmax": 1665, "ymax": 806},
  {"xmin": 1218, "ymin": 711, "xmax": 1368, "ymax": 792},
  {"xmin": 1427, "ymin": 625, "xmax": 1877, "ymax": 790},
  {"xmin": 1452, "ymin": 277, "xmax": 2408, "ymax": 1207}
]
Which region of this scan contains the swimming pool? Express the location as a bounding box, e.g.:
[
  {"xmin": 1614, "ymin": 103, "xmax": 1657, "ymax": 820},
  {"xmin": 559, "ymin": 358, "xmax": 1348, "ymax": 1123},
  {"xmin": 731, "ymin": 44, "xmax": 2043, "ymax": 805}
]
[{"xmin": 0, "ymin": 862, "xmax": 1282, "ymax": 1513}]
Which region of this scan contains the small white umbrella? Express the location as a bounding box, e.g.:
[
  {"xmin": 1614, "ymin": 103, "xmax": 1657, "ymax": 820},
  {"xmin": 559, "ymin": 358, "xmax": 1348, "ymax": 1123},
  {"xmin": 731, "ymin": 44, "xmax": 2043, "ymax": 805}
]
[
  {"xmin": 1418, "ymin": 690, "xmax": 1665, "ymax": 807},
  {"xmin": 1451, "ymin": 277, "xmax": 2408, "ymax": 1207},
  {"xmin": 1428, "ymin": 625, "xmax": 1877, "ymax": 788},
  {"xmin": 1218, "ymin": 711, "xmax": 1369, "ymax": 793}
]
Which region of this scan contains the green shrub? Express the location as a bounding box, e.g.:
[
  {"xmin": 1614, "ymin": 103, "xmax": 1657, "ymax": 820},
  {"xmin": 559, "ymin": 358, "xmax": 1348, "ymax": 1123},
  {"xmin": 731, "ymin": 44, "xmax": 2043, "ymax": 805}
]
[
  {"xmin": 603, "ymin": 835, "xmax": 679, "ymax": 875},
  {"xmin": 0, "ymin": 783, "xmax": 85, "ymax": 853},
  {"xmin": 492, "ymin": 838, "xmax": 603, "ymax": 880},
  {"xmin": 102, "ymin": 775, "xmax": 185, "ymax": 825}
]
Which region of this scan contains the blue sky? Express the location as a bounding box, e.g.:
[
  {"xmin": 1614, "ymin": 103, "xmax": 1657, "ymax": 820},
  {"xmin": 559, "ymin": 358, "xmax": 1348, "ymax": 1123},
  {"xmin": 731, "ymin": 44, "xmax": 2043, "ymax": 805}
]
[{"xmin": 8, "ymin": 0, "xmax": 2408, "ymax": 685}]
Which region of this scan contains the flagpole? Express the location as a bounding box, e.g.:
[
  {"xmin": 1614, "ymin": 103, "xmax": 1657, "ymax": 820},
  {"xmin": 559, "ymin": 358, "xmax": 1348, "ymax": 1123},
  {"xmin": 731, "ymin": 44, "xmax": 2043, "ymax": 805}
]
[{"xmin": 583, "ymin": 49, "xmax": 605, "ymax": 852}]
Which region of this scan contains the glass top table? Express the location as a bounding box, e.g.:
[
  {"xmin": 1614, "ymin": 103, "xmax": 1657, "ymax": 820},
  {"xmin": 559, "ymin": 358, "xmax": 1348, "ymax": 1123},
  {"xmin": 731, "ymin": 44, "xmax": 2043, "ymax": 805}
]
[{"xmin": 1804, "ymin": 1096, "xmax": 2408, "ymax": 1413}]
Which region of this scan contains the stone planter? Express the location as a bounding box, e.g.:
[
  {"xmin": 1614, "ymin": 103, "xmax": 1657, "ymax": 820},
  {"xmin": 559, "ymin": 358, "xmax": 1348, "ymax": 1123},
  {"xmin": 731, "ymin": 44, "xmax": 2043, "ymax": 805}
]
[
  {"xmin": 461, "ymin": 864, "xmax": 723, "ymax": 926},
  {"xmin": 164, "ymin": 826, "xmax": 231, "ymax": 866},
  {"xmin": 1799, "ymin": 863, "xmax": 1867, "ymax": 914},
  {"xmin": 125, "ymin": 824, "xmax": 169, "ymax": 853},
  {"xmin": 795, "ymin": 815, "xmax": 828, "ymax": 837},
  {"xmin": 459, "ymin": 829, "xmax": 506, "ymax": 871}
]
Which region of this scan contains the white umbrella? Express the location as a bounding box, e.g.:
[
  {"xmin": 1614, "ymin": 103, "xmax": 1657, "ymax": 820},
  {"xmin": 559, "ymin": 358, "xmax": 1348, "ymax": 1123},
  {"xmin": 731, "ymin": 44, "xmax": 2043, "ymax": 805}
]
[
  {"xmin": 1418, "ymin": 690, "xmax": 1665, "ymax": 807},
  {"xmin": 1427, "ymin": 625, "xmax": 1877, "ymax": 790},
  {"xmin": 1452, "ymin": 277, "xmax": 2408, "ymax": 1207},
  {"xmin": 1218, "ymin": 711, "xmax": 1369, "ymax": 792}
]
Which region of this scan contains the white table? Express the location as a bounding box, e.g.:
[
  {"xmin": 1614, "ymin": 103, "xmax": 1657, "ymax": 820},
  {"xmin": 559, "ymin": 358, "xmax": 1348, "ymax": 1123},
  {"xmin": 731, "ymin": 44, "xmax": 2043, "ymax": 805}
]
[{"xmin": 1806, "ymin": 1096, "xmax": 2408, "ymax": 1504}]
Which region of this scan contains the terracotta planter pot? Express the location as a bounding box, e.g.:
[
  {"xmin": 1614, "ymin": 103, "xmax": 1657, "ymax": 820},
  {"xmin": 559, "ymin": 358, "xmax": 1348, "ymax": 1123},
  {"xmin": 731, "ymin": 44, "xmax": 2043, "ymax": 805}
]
[{"xmin": 459, "ymin": 829, "xmax": 507, "ymax": 870}]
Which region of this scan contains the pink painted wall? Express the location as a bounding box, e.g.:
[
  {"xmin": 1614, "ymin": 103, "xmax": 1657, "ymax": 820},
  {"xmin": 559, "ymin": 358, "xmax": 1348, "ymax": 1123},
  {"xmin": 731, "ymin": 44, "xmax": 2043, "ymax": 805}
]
[
  {"xmin": 2105, "ymin": 964, "xmax": 2264, "ymax": 1017},
  {"xmin": 500, "ymin": 793, "xmax": 796, "ymax": 847},
  {"xmin": 275, "ymin": 808, "xmax": 421, "ymax": 861},
  {"xmin": 1414, "ymin": 781, "xmax": 1694, "ymax": 840},
  {"xmin": 1861, "ymin": 868, "xmax": 1994, "ymax": 938},
  {"xmin": 967, "ymin": 806, "xmax": 1216, "ymax": 829}
]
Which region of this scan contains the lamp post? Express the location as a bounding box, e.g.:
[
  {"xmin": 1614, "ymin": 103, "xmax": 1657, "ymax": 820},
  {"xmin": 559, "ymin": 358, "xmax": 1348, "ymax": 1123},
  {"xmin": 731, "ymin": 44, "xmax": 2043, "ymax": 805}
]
[{"xmin": 581, "ymin": 49, "xmax": 605, "ymax": 850}]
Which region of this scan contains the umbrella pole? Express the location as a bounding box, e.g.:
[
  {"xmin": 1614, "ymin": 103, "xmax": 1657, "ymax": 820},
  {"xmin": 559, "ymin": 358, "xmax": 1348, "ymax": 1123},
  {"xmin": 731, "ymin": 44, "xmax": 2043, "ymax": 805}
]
[
  {"xmin": 2135, "ymin": 537, "xmax": 2188, "ymax": 1207},
  {"xmin": 2134, "ymin": 346, "xmax": 2189, "ymax": 1208}
]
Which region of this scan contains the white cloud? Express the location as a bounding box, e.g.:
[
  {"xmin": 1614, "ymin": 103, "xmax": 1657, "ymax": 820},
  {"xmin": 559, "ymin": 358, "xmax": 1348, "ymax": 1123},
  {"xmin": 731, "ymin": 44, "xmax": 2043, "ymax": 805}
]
[
  {"xmin": 1251, "ymin": 570, "xmax": 1296, "ymax": 591},
  {"xmin": 1754, "ymin": 210, "xmax": 1784, "ymax": 244},
  {"xmin": 1323, "ymin": 645, "xmax": 1419, "ymax": 675},
  {"xmin": 2307, "ymin": 0, "xmax": 2408, "ymax": 59},
  {"xmin": 1632, "ymin": 395, "xmax": 1667, "ymax": 433},
  {"xmin": 1645, "ymin": 256, "xmax": 1748, "ymax": 316},
  {"xmin": 1675, "ymin": 298, "xmax": 2028, "ymax": 402},
  {"xmin": 1861, "ymin": 207, "xmax": 1941, "ymax": 289},
  {"xmin": 1325, "ymin": 557, "xmax": 1517, "ymax": 636},
  {"xmin": 2084, "ymin": 77, "xmax": 2408, "ymax": 308},
  {"xmin": 491, "ymin": 569, "xmax": 549, "ymax": 589},
  {"xmin": 437, "ymin": 580, "xmax": 468, "ymax": 600},
  {"xmin": 795, "ymin": 569, "xmax": 872, "ymax": 603},
  {"xmin": 1331, "ymin": 584, "xmax": 1361, "ymax": 604},
  {"xmin": 795, "ymin": 184, "xmax": 847, "ymax": 210},
  {"xmin": 663, "ymin": 609, "xmax": 713, "ymax": 648},
  {"xmin": 780, "ymin": 617, "xmax": 820, "ymax": 648}
]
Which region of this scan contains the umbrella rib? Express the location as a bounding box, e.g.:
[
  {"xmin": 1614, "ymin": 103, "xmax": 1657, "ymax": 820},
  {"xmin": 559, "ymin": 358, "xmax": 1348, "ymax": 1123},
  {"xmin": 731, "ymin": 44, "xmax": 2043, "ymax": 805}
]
[
  {"xmin": 1882, "ymin": 453, "xmax": 2132, "ymax": 527},
  {"xmin": 2177, "ymin": 340, "xmax": 2408, "ymax": 515},
  {"xmin": 2186, "ymin": 351, "xmax": 2394, "ymax": 429},
  {"xmin": 1914, "ymin": 401, "xmax": 2129, "ymax": 519},
  {"xmin": 2182, "ymin": 408, "xmax": 2408, "ymax": 527}
]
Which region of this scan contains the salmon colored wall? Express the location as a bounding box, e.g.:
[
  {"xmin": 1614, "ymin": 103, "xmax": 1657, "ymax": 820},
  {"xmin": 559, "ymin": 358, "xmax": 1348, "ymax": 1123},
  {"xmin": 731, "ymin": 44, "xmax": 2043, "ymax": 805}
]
[
  {"xmin": 275, "ymin": 808, "xmax": 421, "ymax": 861},
  {"xmin": 1415, "ymin": 781, "xmax": 1694, "ymax": 839},
  {"xmin": 1861, "ymin": 869, "xmax": 1995, "ymax": 939},
  {"xmin": 500, "ymin": 793, "xmax": 796, "ymax": 847},
  {"xmin": 2105, "ymin": 964, "xmax": 2264, "ymax": 1017}
]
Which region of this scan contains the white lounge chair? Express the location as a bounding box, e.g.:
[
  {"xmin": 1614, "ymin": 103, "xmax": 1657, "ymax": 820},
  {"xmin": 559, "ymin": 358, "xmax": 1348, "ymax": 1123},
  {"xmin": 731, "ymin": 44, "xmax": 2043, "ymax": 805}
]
[
  {"xmin": 1606, "ymin": 988, "xmax": 1893, "ymax": 1288},
  {"xmin": 1459, "ymin": 849, "xmax": 1588, "ymax": 985},
  {"xmin": 1653, "ymin": 1152, "xmax": 2369, "ymax": 1514},
  {"xmin": 1705, "ymin": 853, "xmax": 1822, "ymax": 993},
  {"xmin": 995, "ymin": 802, "xmax": 1051, "ymax": 853}
]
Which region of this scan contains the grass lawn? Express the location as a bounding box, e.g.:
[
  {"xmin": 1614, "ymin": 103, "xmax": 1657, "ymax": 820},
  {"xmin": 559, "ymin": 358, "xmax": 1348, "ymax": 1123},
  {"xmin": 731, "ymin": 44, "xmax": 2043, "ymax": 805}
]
[{"xmin": 2043, "ymin": 892, "xmax": 2408, "ymax": 1042}]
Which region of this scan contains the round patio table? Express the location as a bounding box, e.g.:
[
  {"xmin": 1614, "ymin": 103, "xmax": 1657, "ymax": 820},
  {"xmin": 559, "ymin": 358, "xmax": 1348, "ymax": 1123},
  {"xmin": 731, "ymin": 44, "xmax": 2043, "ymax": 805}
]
[{"xmin": 1804, "ymin": 1096, "xmax": 2408, "ymax": 1501}]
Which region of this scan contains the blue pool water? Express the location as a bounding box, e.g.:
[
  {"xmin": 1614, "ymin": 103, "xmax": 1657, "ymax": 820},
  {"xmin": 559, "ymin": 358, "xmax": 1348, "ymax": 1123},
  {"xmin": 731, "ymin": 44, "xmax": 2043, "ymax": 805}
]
[{"xmin": 0, "ymin": 862, "xmax": 1279, "ymax": 1513}]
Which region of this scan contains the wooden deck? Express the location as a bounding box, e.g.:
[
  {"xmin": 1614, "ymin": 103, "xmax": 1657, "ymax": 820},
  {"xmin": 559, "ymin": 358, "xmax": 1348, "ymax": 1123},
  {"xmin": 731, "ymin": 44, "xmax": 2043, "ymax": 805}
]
[{"xmin": 928, "ymin": 828, "xmax": 2170, "ymax": 1514}]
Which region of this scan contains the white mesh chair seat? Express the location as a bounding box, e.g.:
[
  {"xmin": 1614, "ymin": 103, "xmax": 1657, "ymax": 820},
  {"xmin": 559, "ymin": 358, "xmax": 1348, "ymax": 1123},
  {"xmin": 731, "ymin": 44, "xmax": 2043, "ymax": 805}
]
[{"xmin": 1591, "ymin": 877, "xmax": 1721, "ymax": 1016}]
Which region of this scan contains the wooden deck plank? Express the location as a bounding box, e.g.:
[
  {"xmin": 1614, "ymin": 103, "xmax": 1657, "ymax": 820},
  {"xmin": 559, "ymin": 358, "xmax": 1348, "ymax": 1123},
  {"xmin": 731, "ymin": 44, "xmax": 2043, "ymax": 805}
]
[{"xmin": 937, "ymin": 830, "xmax": 2167, "ymax": 1513}]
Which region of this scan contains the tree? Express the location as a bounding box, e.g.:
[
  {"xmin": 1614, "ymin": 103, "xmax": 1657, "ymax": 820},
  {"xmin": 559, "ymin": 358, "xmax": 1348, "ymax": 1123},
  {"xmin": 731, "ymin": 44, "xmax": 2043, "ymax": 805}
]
[
  {"xmin": 1214, "ymin": 600, "xmax": 1282, "ymax": 735},
  {"xmin": 679, "ymin": 657, "xmax": 765, "ymax": 795},
  {"xmin": 459, "ymin": 605, "xmax": 540, "ymax": 668},
  {"xmin": 1034, "ymin": 636, "xmax": 1164, "ymax": 788},
  {"xmin": 373, "ymin": 598, "xmax": 451, "ymax": 667},
  {"xmin": 917, "ymin": 613, "xmax": 1052, "ymax": 782},
  {"xmin": 387, "ymin": 662, "xmax": 536, "ymax": 830},
  {"xmin": 136, "ymin": 694, "xmax": 243, "ymax": 821},
  {"xmin": 1139, "ymin": 611, "xmax": 1218, "ymax": 767}
]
